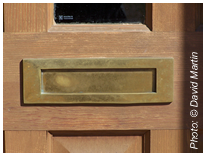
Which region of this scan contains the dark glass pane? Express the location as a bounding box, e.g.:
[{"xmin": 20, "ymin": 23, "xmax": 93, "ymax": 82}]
[{"xmin": 54, "ymin": 3, "xmax": 146, "ymax": 24}]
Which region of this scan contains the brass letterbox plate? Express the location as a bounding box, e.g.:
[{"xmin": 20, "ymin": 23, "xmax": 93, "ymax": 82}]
[{"xmin": 23, "ymin": 58, "xmax": 173, "ymax": 104}]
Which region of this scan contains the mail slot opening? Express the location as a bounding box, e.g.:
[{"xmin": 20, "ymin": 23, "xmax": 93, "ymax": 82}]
[{"xmin": 41, "ymin": 68, "xmax": 156, "ymax": 94}]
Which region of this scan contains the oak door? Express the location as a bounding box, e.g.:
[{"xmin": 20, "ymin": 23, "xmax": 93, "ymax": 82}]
[{"xmin": 3, "ymin": 3, "xmax": 203, "ymax": 153}]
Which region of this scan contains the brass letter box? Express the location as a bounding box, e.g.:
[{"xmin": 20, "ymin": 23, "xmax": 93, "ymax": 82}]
[{"xmin": 23, "ymin": 58, "xmax": 173, "ymax": 104}]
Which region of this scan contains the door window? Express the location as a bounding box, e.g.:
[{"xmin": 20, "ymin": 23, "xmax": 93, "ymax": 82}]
[{"xmin": 54, "ymin": 3, "xmax": 146, "ymax": 24}]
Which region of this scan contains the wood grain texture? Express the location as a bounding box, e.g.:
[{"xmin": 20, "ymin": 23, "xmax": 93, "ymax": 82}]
[
  {"xmin": 150, "ymin": 129, "xmax": 203, "ymax": 153},
  {"xmin": 53, "ymin": 136, "xmax": 142, "ymax": 153},
  {"xmin": 4, "ymin": 3, "xmax": 47, "ymax": 32},
  {"xmin": 3, "ymin": 3, "xmax": 203, "ymax": 153},
  {"xmin": 3, "ymin": 3, "xmax": 198, "ymax": 32},
  {"xmin": 47, "ymin": 3, "xmax": 54, "ymax": 31},
  {"xmin": 3, "ymin": 3, "xmax": 150, "ymax": 32},
  {"xmin": 48, "ymin": 130, "xmax": 147, "ymax": 153},
  {"xmin": 48, "ymin": 24, "xmax": 150, "ymax": 32},
  {"xmin": 153, "ymin": 3, "xmax": 196, "ymax": 31},
  {"xmin": 4, "ymin": 130, "xmax": 201, "ymax": 153},
  {"xmin": 150, "ymin": 130, "xmax": 189, "ymax": 153},
  {"xmin": 46, "ymin": 131, "xmax": 53, "ymax": 153},
  {"xmin": 3, "ymin": 32, "xmax": 203, "ymax": 130},
  {"xmin": 4, "ymin": 131, "xmax": 47, "ymax": 153}
]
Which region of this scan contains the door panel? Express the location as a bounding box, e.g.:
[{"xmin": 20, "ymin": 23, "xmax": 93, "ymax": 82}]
[
  {"xmin": 3, "ymin": 32, "xmax": 203, "ymax": 130},
  {"xmin": 4, "ymin": 130, "xmax": 149, "ymax": 153},
  {"xmin": 6, "ymin": 130, "xmax": 202, "ymax": 153},
  {"xmin": 3, "ymin": 3, "xmax": 48, "ymax": 32},
  {"xmin": 48, "ymin": 131, "xmax": 148, "ymax": 153},
  {"xmin": 4, "ymin": 131, "xmax": 47, "ymax": 153},
  {"xmin": 150, "ymin": 130, "xmax": 191, "ymax": 153},
  {"xmin": 152, "ymin": 3, "xmax": 196, "ymax": 31},
  {"xmin": 3, "ymin": 3, "xmax": 203, "ymax": 153},
  {"xmin": 52, "ymin": 136, "xmax": 143, "ymax": 153}
]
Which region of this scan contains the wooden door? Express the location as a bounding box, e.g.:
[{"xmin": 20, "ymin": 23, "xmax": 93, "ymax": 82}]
[{"xmin": 3, "ymin": 3, "xmax": 203, "ymax": 153}]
